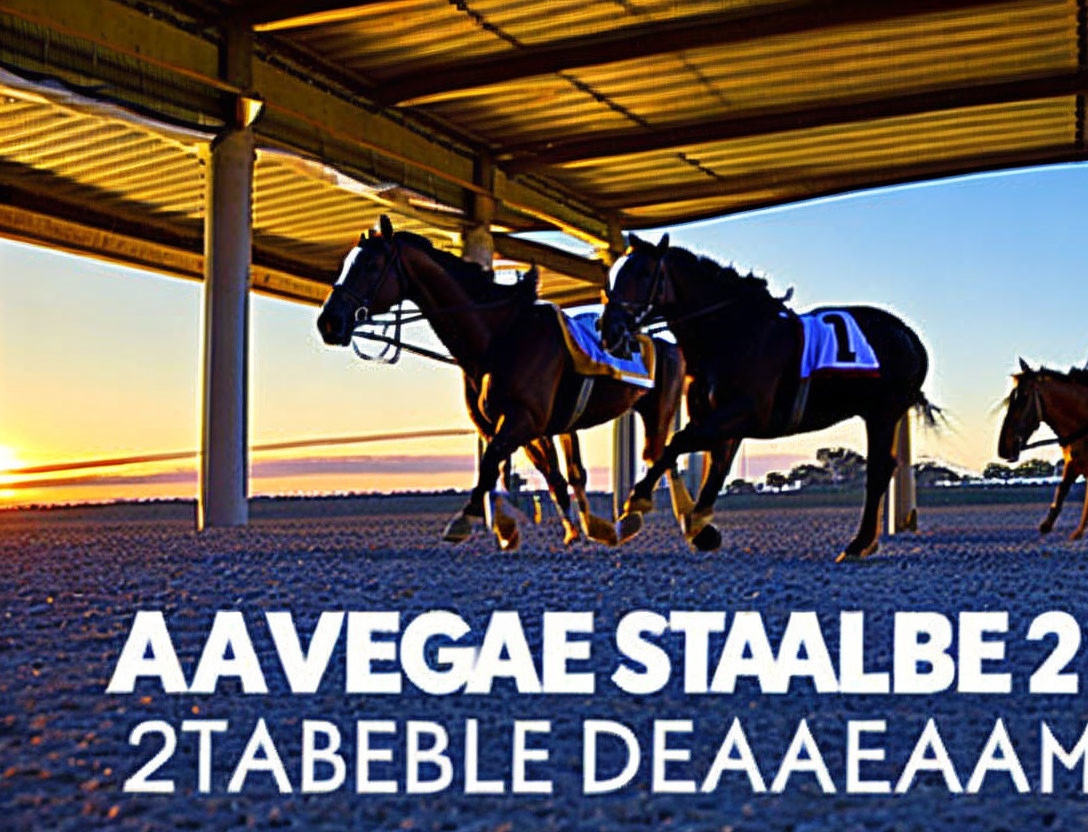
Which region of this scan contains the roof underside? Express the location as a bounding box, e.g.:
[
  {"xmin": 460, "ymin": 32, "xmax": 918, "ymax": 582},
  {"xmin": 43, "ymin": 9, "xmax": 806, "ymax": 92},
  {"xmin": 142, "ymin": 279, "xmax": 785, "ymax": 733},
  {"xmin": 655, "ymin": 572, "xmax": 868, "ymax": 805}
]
[{"xmin": 0, "ymin": 0, "xmax": 1085, "ymax": 304}]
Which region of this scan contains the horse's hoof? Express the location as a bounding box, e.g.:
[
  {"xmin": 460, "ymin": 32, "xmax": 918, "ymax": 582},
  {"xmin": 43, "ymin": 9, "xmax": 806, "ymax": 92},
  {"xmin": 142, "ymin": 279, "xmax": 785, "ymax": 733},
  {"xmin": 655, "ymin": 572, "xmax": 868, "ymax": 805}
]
[
  {"xmin": 493, "ymin": 511, "xmax": 519, "ymax": 551},
  {"xmin": 624, "ymin": 495, "xmax": 653, "ymax": 515},
  {"xmin": 835, "ymin": 540, "xmax": 879, "ymax": 563},
  {"xmin": 682, "ymin": 507, "xmax": 714, "ymax": 540},
  {"xmin": 1040, "ymin": 521, "xmax": 1054, "ymax": 535},
  {"xmin": 616, "ymin": 511, "xmax": 644, "ymax": 544},
  {"xmin": 584, "ymin": 512, "xmax": 619, "ymax": 546},
  {"xmin": 691, "ymin": 524, "xmax": 722, "ymax": 551},
  {"xmin": 905, "ymin": 508, "xmax": 918, "ymax": 532},
  {"xmin": 563, "ymin": 525, "xmax": 581, "ymax": 546},
  {"xmin": 442, "ymin": 515, "xmax": 474, "ymax": 543},
  {"xmin": 1071, "ymin": 531, "xmax": 1085, "ymax": 542}
]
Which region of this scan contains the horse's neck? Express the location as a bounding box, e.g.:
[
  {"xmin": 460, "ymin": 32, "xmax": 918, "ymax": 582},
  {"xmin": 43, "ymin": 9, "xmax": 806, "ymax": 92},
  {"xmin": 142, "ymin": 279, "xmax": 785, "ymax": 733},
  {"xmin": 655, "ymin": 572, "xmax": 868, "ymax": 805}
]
[
  {"xmin": 1042, "ymin": 380, "xmax": 1088, "ymax": 439},
  {"xmin": 667, "ymin": 282, "xmax": 756, "ymax": 370},
  {"xmin": 406, "ymin": 258, "xmax": 515, "ymax": 374}
]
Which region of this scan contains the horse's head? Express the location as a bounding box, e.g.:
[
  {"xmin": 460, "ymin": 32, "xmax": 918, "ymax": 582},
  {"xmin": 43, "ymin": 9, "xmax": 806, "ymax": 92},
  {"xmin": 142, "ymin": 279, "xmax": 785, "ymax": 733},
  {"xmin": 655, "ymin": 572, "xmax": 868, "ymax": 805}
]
[
  {"xmin": 317, "ymin": 215, "xmax": 406, "ymax": 346},
  {"xmin": 998, "ymin": 357, "xmax": 1042, "ymax": 462},
  {"xmin": 600, "ymin": 231, "xmax": 674, "ymax": 358}
]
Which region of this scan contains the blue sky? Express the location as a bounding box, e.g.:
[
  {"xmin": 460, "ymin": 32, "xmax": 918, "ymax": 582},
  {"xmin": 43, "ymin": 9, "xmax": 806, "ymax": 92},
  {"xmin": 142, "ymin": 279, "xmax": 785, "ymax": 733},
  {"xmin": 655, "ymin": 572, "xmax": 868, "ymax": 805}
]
[{"xmin": 2, "ymin": 163, "xmax": 1086, "ymax": 504}]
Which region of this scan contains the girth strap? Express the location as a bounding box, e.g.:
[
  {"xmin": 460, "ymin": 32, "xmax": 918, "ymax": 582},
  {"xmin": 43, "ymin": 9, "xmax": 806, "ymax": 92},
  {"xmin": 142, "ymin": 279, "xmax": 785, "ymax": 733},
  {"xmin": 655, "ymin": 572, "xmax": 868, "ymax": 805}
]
[{"xmin": 563, "ymin": 377, "xmax": 596, "ymax": 432}]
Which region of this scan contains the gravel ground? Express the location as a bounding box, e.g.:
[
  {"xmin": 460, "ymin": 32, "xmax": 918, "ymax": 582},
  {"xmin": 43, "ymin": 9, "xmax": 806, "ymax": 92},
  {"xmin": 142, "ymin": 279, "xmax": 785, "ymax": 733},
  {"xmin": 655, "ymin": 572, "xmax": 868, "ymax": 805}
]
[{"xmin": 2, "ymin": 496, "xmax": 1088, "ymax": 831}]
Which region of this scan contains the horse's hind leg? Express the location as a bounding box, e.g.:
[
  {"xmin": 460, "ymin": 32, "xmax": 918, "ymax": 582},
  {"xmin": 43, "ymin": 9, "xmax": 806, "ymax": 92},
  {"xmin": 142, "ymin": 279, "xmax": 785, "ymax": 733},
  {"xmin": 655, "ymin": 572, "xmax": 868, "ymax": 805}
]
[
  {"xmin": 837, "ymin": 411, "xmax": 899, "ymax": 563},
  {"xmin": 685, "ymin": 438, "xmax": 740, "ymax": 551},
  {"xmin": 524, "ymin": 437, "xmax": 580, "ymax": 546},
  {"xmin": 561, "ymin": 433, "xmax": 618, "ymax": 546},
  {"xmin": 1070, "ymin": 467, "xmax": 1088, "ymax": 542},
  {"xmin": 1041, "ymin": 464, "xmax": 1077, "ymax": 534},
  {"xmin": 443, "ymin": 410, "xmax": 536, "ymax": 550}
]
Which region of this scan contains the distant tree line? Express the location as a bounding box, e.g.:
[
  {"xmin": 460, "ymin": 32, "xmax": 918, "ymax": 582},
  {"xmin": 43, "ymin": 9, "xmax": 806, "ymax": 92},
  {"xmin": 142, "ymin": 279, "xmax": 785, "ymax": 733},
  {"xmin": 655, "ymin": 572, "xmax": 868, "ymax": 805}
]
[{"xmin": 726, "ymin": 448, "xmax": 1063, "ymax": 494}]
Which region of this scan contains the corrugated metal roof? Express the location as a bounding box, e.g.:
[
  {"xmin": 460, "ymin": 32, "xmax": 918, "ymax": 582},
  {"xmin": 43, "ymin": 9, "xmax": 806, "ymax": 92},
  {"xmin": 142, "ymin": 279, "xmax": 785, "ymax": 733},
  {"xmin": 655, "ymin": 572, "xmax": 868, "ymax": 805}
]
[
  {"xmin": 0, "ymin": 87, "xmax": 589, "ymax": 302},
  {"xmin": 1, "ymin": 0, "xmax": 1085, "ymax": 299}
]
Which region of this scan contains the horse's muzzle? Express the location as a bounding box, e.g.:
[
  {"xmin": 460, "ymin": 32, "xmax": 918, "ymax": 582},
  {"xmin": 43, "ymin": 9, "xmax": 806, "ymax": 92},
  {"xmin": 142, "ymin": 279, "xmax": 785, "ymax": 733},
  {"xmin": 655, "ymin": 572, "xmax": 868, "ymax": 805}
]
[
  {"xmin": 600, "ymin": 310, "xmax": 634, "ymax": 358},
  {"xmin": 317, "ymin": 307, "xmax": 352, "ymax": 346}
]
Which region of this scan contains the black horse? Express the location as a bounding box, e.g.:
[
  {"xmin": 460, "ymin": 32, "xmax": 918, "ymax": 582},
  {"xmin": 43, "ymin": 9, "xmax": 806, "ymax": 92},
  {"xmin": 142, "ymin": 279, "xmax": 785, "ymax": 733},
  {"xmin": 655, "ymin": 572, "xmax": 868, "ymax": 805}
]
[{"xmin": 601, "ymin": 233, "xmax": 936, "ymax": 561}]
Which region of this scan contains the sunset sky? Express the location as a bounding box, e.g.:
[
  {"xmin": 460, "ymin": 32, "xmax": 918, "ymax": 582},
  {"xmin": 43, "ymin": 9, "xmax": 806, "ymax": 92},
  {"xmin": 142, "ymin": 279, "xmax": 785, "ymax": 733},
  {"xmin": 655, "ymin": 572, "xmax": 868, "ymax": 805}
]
[{"xmin": 2, "ymin": 163, "xmax": 1086, "ymax": 507}]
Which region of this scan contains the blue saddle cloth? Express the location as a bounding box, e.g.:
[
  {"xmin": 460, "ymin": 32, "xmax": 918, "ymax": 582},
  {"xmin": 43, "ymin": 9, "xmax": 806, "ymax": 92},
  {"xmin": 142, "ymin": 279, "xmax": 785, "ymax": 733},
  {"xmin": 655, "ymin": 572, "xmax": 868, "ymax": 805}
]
[
  {"xmin": 559, "ymin": 310, "xmax": 655, "ymax": 389},
  {"xmin": 798, "ymin": 309, "xmax": 880, "ymax": 379}
]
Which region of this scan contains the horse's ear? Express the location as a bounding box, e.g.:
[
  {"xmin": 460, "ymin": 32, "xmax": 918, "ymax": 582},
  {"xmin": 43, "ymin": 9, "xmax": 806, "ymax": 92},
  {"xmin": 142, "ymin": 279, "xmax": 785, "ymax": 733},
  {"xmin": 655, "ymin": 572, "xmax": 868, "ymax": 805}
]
[
  {"xmin": 1019, "ymin": 357, "xmax": 1032, "ymax": 374},
  {"xmin": 379, "ymin": 214, "xmax": 394, "ymax": 241},
  {"xmin": 657, "ymin": 233, "xmax": 670, "ymax": 253},
  {"xmin": 628, "ymin": 232, "xmax": 643, "ymax": 249},
  {"xmin": 360, "ymin": 230, "xmax": 371, "ymax": 244}
]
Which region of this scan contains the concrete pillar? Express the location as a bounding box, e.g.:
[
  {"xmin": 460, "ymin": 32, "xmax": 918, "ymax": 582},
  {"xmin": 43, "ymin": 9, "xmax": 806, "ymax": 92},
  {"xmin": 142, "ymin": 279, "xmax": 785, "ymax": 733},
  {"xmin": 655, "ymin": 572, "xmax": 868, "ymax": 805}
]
[
  {"xmin": 463, "ymin": 155, "xmax": 495, "ymax": 268},
  {"xmin": 198, "ymin": 25, "xmax": 254, "ymax": 529},
  {"xmin": 684, "ymin": 451, "xmax": 707, "ymax": 498},
  {"xmin": 886, "ymin": 415, "xmax": 918, "ymax": 535},
  {"xmin": 604, "ymin": 212, "xmax": 637, "ymax": 517},
  {"xmin": 612, "ymin": 411, "xmax": 637, "ymax": 518}
]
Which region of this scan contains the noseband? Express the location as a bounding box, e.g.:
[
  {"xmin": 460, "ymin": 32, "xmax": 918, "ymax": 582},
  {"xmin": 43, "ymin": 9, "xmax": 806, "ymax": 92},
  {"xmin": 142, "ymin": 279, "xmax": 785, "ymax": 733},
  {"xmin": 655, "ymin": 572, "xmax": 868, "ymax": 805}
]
[
  {"xmin": 609, "ymin": 252, "xmax": 668, "ymax": 329},
  {"xmin": 329, "ymin": 240, "xmax": 408, "ymax": 364}
]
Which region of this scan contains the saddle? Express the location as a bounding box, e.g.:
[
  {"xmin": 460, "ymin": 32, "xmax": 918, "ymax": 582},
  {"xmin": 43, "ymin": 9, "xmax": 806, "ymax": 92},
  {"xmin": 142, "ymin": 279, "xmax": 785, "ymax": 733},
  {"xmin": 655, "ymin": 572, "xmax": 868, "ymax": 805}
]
[
  {"xmin": 554, "ymin": 308, "xmax": 655, "ymax": 389},
  {"xmin": 786, "ymin": 308, "xmax": 880, "ymax": 430}
]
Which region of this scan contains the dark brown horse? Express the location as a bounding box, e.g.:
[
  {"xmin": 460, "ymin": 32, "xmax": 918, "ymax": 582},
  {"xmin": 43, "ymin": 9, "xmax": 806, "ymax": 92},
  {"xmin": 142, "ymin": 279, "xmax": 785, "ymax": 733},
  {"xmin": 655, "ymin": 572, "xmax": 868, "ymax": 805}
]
[
  {"xmin": 998, "ymin": 360, "xmax": 1088, "ymax": 541},
  {"xmin": 600, "ymin": 234, "xmax": 936, "ymax": 561},
  {"xmin": 317, "ymin": 216, "xmax": 692, "ymax": 549}
]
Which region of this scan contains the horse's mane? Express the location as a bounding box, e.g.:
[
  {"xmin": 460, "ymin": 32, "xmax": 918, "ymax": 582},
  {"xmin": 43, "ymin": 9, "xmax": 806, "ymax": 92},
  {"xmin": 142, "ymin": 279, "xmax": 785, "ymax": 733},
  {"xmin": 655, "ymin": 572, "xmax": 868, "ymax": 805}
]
[
  {"xmin": 1021, "ymin": 365, "xmax": 1088, "ymax": 387},
  {"xmin": 1068, "ymin": 367, "xmax": 1088, "ymax": 386},
  {"xmin": 655, "ymin": 243, "xmax": 785, "ymax": 309},
  {"xmin": 395, "ymin": 231, "xmax": 539, "ymax": 305}
]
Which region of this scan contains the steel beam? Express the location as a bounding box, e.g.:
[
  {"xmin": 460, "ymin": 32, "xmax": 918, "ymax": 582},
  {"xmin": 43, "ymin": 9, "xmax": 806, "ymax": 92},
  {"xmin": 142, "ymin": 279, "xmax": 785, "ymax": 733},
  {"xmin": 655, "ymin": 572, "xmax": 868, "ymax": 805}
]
[
  {"xmin": 492, "ymin": 235, "xmax": 607, "ymax": 289},
  {"xmin": 507, "ymin": 70, "xmax": 1088, "ymax": 171},
  {"xmin": 608, "ymin": 146, "xmax": 1088, "ymax": 214},
  {"xmin": 375, "ymin": 0, "xmax": 1005, "ymax": 105}
]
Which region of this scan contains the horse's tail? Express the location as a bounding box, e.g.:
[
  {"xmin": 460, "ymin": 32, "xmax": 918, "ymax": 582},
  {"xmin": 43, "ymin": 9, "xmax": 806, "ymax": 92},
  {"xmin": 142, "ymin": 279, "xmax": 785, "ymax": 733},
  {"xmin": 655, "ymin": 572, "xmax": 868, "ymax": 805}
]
[{"xmin": 911, "ymin": 390, "xmax": 944, "ymax": 430}]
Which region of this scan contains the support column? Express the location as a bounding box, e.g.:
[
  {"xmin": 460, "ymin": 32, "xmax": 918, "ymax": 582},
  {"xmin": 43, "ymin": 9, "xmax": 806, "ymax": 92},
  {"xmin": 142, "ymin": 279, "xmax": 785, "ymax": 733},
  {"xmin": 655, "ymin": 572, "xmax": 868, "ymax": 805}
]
[
  {"xmin": 886, "ymin": 415, "xmax": 917, "ymax": 535},
  {"xmin": 199, "ymin": 25, "xmax": 254, "ymax": 530},
  {"xmin": 466, "ymin": 157, "xmax": 495, "ymax": 501},
  {"xmin": 463, "ymin": 155, "xmax": 495, "ymax": 268},
  {"xmin": 612, "ymin": 412, "xmax": 637, "ymax": 518},
  {"xmin": 604, "ymin": 213, "xmax": 637, "ymax": 518}
]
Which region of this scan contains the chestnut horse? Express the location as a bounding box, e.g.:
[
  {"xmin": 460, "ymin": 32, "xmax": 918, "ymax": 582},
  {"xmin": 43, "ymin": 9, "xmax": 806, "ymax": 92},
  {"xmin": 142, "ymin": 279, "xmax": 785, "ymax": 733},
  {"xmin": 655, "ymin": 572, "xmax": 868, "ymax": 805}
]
[
  {"xmin": 998, "ymin": 359, "xmax": 1088, "ymax": 541},
  {"xmin": 601, "ymin": 233, "xmax": 937, "ymax": 561},
  {"xmin": 317, "ymin": 216, "xmax": 692, "ymax": 549}
]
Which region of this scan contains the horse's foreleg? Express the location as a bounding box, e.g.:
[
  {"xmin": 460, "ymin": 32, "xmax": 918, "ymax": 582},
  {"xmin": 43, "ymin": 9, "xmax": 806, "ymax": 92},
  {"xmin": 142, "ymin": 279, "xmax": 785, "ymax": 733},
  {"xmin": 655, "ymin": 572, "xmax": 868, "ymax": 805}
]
[
  {"xmin": 443, "ymin": 412, "xmax": 535, "ymax": 548},
  {"xmin": 614, "ymin": 422, "xmax": 712, "ymax": 543},
  {"xmin": 685, "ymin": 438, "xmax": 740, "ymax": 551},
  {"xmin": 524, "ymin": 437, "xmax": 580, "ymax": 546},
  {"xmin": 837, "ymin": 413, "xmax": 899, "ymax": 563},
  {"xmin": 1041, "ymin": 464, "xmax": 1078, "ymax": 534},
  {"xmin": 561, "ymin": 433, "xmax": 618, "ymax": 546}
]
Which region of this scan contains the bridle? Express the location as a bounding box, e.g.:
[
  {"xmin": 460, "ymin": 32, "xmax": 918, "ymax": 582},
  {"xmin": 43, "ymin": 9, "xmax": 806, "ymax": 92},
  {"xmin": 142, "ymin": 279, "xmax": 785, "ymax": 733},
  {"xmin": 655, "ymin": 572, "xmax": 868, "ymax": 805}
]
[
  {"xmin": 608, "ymin": 249, "xmax": 669, "ymax": 329},
  {"xmin": 1011, "ymin": 378, "xmax": 1088, "ymax": 450},
  {"xmin": 329, "ymin": 236, "xmax": 537, "ymax": 367},
  {"xmin": 606, "ymin": 249, "xmax": 747, "ymax": 349},
  {"xmin": 328, "ymin": 237, "xmax": 408, "ymax": 364}
]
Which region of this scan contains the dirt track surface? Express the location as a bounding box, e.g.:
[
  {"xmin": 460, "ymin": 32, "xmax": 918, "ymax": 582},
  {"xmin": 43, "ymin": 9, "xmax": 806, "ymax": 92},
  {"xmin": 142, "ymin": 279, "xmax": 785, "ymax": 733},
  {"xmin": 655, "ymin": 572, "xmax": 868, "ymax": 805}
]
[{"xmin": 2, "ymin": 497, "xmax": 1088, "ymax": 831}]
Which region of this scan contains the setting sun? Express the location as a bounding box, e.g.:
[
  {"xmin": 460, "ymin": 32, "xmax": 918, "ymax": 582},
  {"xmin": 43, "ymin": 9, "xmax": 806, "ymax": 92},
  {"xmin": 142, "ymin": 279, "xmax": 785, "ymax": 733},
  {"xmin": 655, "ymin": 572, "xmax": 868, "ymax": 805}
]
[{"xmin": 0, "ymin": 446, "xmax": 21, "ymax": 471}]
